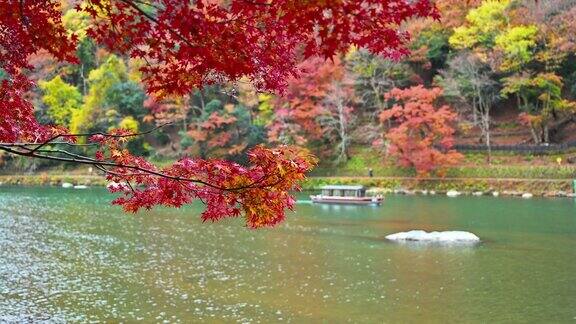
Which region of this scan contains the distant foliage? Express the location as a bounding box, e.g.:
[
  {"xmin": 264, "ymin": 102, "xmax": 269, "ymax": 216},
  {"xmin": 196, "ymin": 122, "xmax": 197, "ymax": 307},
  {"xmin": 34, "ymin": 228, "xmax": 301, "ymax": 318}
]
[
  {"xmin": 380, "ymin": 86, "xmax": 463, "ymax": 177},
  {"xmin": 512, "ymin": 73, "xmax": 576, "ymax": 143},
  {"xmin": 70, "ymin": 55, "xmax": 128, "ymax": 134},
  {"xmin": 269, "ymin": 57, "xmax": 343, "ymax": 146},
  {"xmin": 449, "ymin": 0, "xmax": 510, "ymax": 50},
  {"xmin": 270, "ymin": 57, "xmax": 356, "ymax": 162},
  {"xmin": 494, "ymin": 25, "xmax": 538, "ymax": 72},
  {"xmin": 39, "ymin": 76, "xmax": 82, "ymax": 126}
]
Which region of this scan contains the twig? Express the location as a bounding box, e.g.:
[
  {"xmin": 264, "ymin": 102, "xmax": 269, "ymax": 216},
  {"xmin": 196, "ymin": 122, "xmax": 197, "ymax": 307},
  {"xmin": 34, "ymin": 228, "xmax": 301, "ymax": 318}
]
[{"xmin": 26, "ymin": 122, "xmax": 172, "ymax": 155}]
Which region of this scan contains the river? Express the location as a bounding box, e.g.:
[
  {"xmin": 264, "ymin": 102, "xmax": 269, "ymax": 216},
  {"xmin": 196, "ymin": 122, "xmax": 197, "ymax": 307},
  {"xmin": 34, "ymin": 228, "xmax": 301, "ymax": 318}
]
[{"xmin": 0, "ymin": 186, "xmax": 575, "ymax": 322}]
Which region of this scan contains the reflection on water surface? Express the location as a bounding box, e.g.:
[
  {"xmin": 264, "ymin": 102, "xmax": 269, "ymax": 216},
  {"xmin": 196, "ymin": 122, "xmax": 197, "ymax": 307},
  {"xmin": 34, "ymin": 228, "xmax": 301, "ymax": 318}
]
[{"xmin": 1, "ymin": 186, "xmax": 575, "ymax": 322}]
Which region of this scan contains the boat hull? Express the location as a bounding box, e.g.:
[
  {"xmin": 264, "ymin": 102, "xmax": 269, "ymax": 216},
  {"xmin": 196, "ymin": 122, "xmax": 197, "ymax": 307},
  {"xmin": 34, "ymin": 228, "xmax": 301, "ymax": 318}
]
[{"xmin": 310, "ymin": 195, "xmax": 383, "ymax": 205}]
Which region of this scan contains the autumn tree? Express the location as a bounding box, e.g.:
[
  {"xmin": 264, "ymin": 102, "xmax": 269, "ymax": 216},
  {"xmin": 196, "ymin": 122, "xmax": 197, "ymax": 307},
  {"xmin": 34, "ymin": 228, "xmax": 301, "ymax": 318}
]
[
  {"xmin": 449, "ymin": 0, "xmax": 511, "ymax": 53},
  {"xmin": 61, "ymin": 7, "xmax": 96, "ymax": 94},
  {"xmin": 347, "ymin": 49, "xmax": 415, "ymax": 117},
  {"xmin": 405, "ymin": 0, "xmax": 481, "ymax": 74},
  {"xmin": 269, "ymin": 57, "xmax": 356, "ymax": 162},
  {"xmin": 143, "ymin": 95, "xmax": 191, "ymax": 154},
  {"xmin": 346, "ymin": 48, "xmax": 418, "ymax": 148},
  {"xmin": 186, "ymin": 100, "xmax": 257, "ymax": 159},
  {"xmin": 380, "ymin": 86, "xmax": 463, "ymax": 177},
  {"xmin": 144, "ymin": 96, "xmax": 189, "ymax": 130},
  {"xmin": 39, "ymin": 75, "xmax": 82, "ymax": 126},
  {"xmin": 504, "ymin": 73, "xmax": 576, "ymax": 143},
  {"xmin": 268, "ymin": 57, "xmax": 338, "ymax": 147},
  {"xmin": 449, "ymin": 0, "xmax": 540, "ymax": 74},
  {"xmin": 436, "ymin": 0, "xmax": 483, "ymax": 28},
  {"xmin": 0, "ymin": 0, "xmax": 437, "ymax": 227},
  {"xmin": 318, "ymin": 70, "xmax": 357, "ymax": 163},
  {"xmin": 146, "ymin": 84, "xmax": 267, "ymax": 160},
  {"xmin": 437, "ymin": 52, "xmax": 499, "ymax": 161},
  {"xmin": 445, "ymin": 0, "xmax": 576, "ymax": 148},
  {"xmin": 70, "ymin": 55, "xmax": 129, "ymax": 134},
  {"xmin": 512, "ymin": 0, "xmax": 576, "ymax": 71}
]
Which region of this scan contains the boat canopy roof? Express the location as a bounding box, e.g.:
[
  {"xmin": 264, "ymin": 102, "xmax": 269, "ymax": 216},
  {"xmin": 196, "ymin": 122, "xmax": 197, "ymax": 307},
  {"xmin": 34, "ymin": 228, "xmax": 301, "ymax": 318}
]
[{"xmin": 321, "ymin": 185, "xmax": 365, "ymax": 191}]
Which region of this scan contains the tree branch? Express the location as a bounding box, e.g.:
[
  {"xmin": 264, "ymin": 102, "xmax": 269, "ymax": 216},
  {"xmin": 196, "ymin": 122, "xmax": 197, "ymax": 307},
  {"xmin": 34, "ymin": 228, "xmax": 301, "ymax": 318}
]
[
  {"xmin": 0, "ymin": 142, "xmax": 287, "ymax": 193},
  {"xmin": 25, "ymin": 122, "xmax": 172, "ymax": 155}
]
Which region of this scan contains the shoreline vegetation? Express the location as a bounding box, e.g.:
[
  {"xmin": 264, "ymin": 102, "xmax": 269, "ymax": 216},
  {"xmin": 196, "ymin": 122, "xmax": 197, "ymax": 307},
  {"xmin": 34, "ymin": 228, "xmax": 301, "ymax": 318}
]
[
  {"xmin": 3, "ymin": 146, "xmax": 576, "ymax": 198},
  {"xmin": 2, "ymin": 172, "xmax": 574, "ymax": 198}
]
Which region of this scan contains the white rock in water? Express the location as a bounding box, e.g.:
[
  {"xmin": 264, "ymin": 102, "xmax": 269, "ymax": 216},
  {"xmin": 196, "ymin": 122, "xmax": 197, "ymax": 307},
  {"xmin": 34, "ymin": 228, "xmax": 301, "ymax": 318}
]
[
  {"xmin": 386, "ymin": 230, "xmax": 480, "ymax": 243},
  {"xmin": 62, "ymin": 182, "xmax": 73, "ymax": 188},
  {"xmin": 472, "ymin": 191, "xmax": 483, "ymax": 196},
  {"xmin": 446, "ymin": 190, "xmax": 461, "ymax": 197},
  {"xmin": 522, "ymin": 193, "xmax": 533, "ymax": 199},
  {"xmin": 492, "ymin": 191, "xmax": 500, "ymax": 197},
  {"xmin": 74, "ymin": 185, "xmax": 88, "ymax": 189}
]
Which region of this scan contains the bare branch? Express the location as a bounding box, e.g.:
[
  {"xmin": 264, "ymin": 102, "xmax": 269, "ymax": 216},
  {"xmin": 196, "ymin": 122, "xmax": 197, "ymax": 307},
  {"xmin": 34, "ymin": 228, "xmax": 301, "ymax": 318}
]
[{"xmin": 26, "ymin": 122, "xmax": 172, "ymax": 155}]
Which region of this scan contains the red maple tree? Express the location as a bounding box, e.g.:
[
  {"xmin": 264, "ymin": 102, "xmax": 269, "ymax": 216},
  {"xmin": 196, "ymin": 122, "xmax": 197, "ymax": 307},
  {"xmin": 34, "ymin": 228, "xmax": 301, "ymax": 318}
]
[
  {"xmin": 187, "ymin": 104, "xmax": 242, "ymax": 156},
  {"xmin": 0, "ymin": 0, "xmax": 437, "ymax": 227},
  {"xmin": 268, "ymin": 57, "xmax": 339, "ymax": 146},
  {"xmin": 380, "ymin": 86, "xmax": 463, "ymax": 177},
  {"xmin": 269, "ymin": 56, "xmax": 356, "ymax": 161}
]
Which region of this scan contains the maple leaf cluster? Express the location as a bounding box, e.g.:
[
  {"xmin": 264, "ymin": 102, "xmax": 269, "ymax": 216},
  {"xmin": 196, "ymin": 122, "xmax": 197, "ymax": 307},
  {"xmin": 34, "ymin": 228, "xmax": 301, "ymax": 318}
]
[
  {"xmin": 380, "ymin": 86, "xmax": 463, "ymax": 177},
  {"xmin": 84, "ymin": 0, "xmax": 437, "ymax": 95},
  {"xmin": 92, "ymin": 131, "xmax": 317, "ymax": 228},
  {"xmin": 0, "ymin": 0, "xmax": 437, "ymax": 227},
  {"xmin": 0, "ymin": 0, "xmax": 76, "ymax": 142}
]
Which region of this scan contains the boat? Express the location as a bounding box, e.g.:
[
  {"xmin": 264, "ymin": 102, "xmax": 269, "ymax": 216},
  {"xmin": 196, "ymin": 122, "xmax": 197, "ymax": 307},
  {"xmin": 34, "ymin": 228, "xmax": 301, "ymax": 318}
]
[{"xmin": 310, "ymin": 185, "xmax": 383, "ymax": 205}]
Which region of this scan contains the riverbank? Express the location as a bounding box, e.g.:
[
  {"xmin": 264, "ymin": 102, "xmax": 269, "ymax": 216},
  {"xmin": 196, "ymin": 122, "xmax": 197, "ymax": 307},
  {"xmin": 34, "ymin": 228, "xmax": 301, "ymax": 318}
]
[
  {"xmin": 0, "ymin": 174, "xmax": 108, "ymax": 187},
  {"xmin": 3, "ymin": 146, "xmax": 576, "ymax": 196},
  {"xmin": 1, "ymin": 173, "xmax": 574, "ymax": 198},
  {"xmin": 311, "ymin": 148, "xmax": 576, "ymax": 179},
  {"xmin": 303, "ymin": 176, "xmax": 575, "ymax": 198}
]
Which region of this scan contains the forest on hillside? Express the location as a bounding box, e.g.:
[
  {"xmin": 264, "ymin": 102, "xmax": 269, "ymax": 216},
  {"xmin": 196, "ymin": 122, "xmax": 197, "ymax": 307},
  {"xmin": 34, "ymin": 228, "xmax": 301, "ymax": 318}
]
[{"xmin": 3, "ymin": 0, "xmax": 576, "ymax": 177}]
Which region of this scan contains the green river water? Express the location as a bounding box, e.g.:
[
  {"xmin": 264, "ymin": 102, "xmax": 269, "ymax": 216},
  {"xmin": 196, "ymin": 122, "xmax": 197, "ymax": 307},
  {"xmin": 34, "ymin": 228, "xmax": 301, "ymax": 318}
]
[{"xmin": 0, "ymin": 186, "xmax": 575, "ymax": 323}]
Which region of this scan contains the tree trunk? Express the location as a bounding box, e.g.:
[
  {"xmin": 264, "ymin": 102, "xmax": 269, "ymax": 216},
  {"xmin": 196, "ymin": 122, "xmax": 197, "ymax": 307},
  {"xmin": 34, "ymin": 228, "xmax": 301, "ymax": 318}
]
[
  {"xmin": 337, "ymin": 99, "xmax": 348, "ymax": 163},
  {"xmin": 484, "ymin": 116, "xmax": 491, "ymax": 164},
  {"xmin": 530, "ymin": 126, "xmax": 540, "ymax": 144},
  {"xmin": 472, "ymin": 96, "xmax": 478, "ymax": 125},
  {"xmin": 81, "ymin": 64, "xmax": 87, "ymax": 95},
  {"xmin": 481, "ymin": 102, "xmax": 491, "ymax": 164}
]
